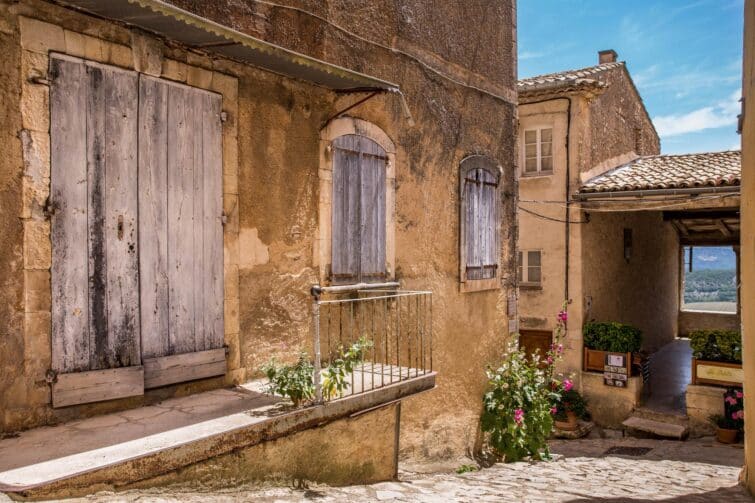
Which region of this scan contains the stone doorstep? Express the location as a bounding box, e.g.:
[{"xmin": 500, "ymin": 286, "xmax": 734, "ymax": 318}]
[
  {"xmin": 631, "ymin": 407, "xmax": 690, "ymax": 426},
  {"xmin": 621, "ymin": 416, "xmax": 689, "ymax": 440},
  {"xmin": 0, "ymin": 373, "xmax": 436, "ymax": 499}
]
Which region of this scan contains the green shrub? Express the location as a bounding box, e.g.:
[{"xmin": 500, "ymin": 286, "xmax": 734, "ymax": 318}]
[
  {"xmin": 553, "ymin": 389, "xmax": 589, "ymax": 421},
  {"xmin": 261, "ymin": 352, "xmax": 315, "ymax": 407},
  {"xmin": 690, "ymin": 330, "xmax": 741, "ymax": 363},
  {"xmin": 583, "ymin": 322, "xmax": 642, "ymax": 353}
]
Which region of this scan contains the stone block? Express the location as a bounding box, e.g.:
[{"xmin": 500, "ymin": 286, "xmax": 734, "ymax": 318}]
[
  {"xmin": 19, "ymin": 17, "xmax": 65, "ymax": 54},
  {"xmin": 224, "ymin": 297, "xmax": 240, "ymax": 335},
  {"xmin": 224, "ymin": 367, "xmax": 246, "ymax": 385},
  {"xmin": 21, "ymin": 82, "xmax": 49, "ymax": 133},
  {"xmin": 20, "ymin": 129, "xmax": 51, "ymax": 181},
  {"xmin": 63, "ymin": 30, "xmax": 86, "ymax": 58},
  {"xmin": 24, "ymin": 220, "xmax": 51, "ymax": 270},
  {"xmin": 162, "ymin": 59, "xmax": 187, "ymax": 82},
  {"xmin": 686, "ymin": 384, "xmax": 724, "ymax": 436},
  {"xmin": 21, "ymin": 51, "xmax": 48, "ymax": 80},
  {"xmin": 581, "ymin": 371, "xmax": 643, "ymax": 428},
  {"xmin": 223, "ymin": 133, "xmax": 238, "ymax": 176},
  {"xmin": 130, "ymin": 32, "xmax": 163, "ymax": 77},
  {"xmin": 223, "ymin": 172, "xmax": 238, "ymax": 196},
  {"xmin": 224, "ymin": 264, "xmax": 239, "ymax": 301},
  {"xmin": 24, "ymin": 311, "xmax": 51, "ymax": 364},
  {"xmin": 224, "ymin": 334, "xmax": 241, "ymax": 370},
  {"xmin": 25, "ymin": 269, "xmax": 51, "ymax": 312},
  {"xmin": 187, "ymin": 65, "xmax": 213, "ymax": 89},
  {"xmin": 223, "ymin": 194, "xmax": 239, "ymax": 233},
  {"xmin": 210, "ymin": 72, "xmax": 238, "ymax": 104},
  {"xmin": 104, "ymin": 43, "xmax": 133, "ymax": 69}
]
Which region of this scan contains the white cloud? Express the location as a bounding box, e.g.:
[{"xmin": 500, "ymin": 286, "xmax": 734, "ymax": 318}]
[
  {"xmin": 652, "ymin": 90, "xmax": 742, "ymax": 137},
  {"xmin": 519, "ymin": 50, "xmax": 544, "ymax": 61}
]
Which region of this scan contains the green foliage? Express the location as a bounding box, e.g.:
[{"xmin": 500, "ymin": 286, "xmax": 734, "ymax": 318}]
[
  {"xmin": 684, "ymin": 269, "xmax": 737, "ymax": 303},
  {"xmin": 553, "ymin": 389, "xmax": 588, "ymax": 421},
  {"xmin": 261, "ymin": 352, "xmax": 314, "ymax": 406},
  {"xmin": 480, "ymin": 304, "xmax": 569, "ymax": 463},
  {"xmin": 689, "ymin": 330, "xmax": 741, "ymax": 363},
  {"xmin": 710, "ymin": 414, "xmax": 742, "ymax": 430},
  {"xmin": 456, "ymin": 464, "xmax": 479, "ymax": 474},
  {"xmin": 322, "ymin": 337, "xmax": 374, "ymax": 399},
  {"xmin": 583, "ymin": 322, "xmax": 642, "ymax": 353},
  {"xmin": 261, "ymin": 337, "xmax": 374, "ymax": 406}
]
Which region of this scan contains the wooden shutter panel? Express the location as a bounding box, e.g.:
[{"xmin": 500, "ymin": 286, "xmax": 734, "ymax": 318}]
[
  {"xmin": 332, "ymin": 135, "xmax": 361, "ymax": 282},
  {"xmin": 359, "ymin": 137, "xmax": 387, "ymax": 279},
  {"xmin": 139, "ymin": 76, "xmax": 225, "ymax": 389},
  {"xmin": 462, "ymin": 158, "xmax": 499, "ymax": 282},
  {"xmin": 50, "ymin": 55, "xmax": 143, "ymax": 407}
]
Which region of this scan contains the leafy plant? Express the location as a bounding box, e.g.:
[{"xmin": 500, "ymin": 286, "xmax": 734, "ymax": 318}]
[
  {"xmin": 456, "ymin": 464, "xmax": 479, "ymax": 474},
  {"xmin": 689, "ymin": 330, "xmax": 741, "ymax": 363},
  {"xmin": 583, "ymin": 322, "xmax": 642, "ymax": 353},
  {"xmin": 710, "ymin": 414, "xmax": 742, "ymax": 431},
  {"xmin": 553, "ymin": 388, "xmax": 588, "ymax": 421},
  {"xmin": 261, "ymin": 352, "xmax": 315, "ymax": 407},
  {"xmin": 322, "ymin": 337, "xmax": 374, "ymax": 399},
  {"xmin": 480, "ymin": 304, "xmax": 568, "ymax": 462}
]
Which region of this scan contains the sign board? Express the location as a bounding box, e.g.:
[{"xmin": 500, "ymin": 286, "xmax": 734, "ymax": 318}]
[
  {"xmin": 696, "ymin": 363, "xmax": 743, "ymax": 385},
  {"xmin": 604, "ymin": 352, "xmax": 628, "ymax": 387}
]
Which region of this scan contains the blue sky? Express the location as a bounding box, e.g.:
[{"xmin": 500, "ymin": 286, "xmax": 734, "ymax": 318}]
[{"xmin": 518, "ymin": 0, "xmax": 744, "ymax": 154}]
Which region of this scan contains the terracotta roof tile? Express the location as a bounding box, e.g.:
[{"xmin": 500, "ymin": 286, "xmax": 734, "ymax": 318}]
[
  {"xmin": 579, "ymin": 151, "xmax": 741, "ymax": 194},
  {"xmin": 517, "ymin": 62, "xmax": 623, "ymax": 94}
]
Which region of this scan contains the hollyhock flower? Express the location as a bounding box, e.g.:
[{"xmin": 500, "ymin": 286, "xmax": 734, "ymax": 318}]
[
  {"xmin": 563, "ymin": 379, "xmax": 573, "ymax": 392},
  {"xmin": 550, "ymin": 407, "xmax": 557, "ymax": 415},
  {"xmin": 726, "ymin": 396, "xmax": 737, "ymax": 406},
  {"xmin": 733, "ymin": 412, "xmax": 740, "ymax": 420},
  {"xmin": 546, "ymin": 356, "xmax": 554, "ymax": 365},
  {"xmin": 514, "ymin": 408, "xmax": 524, "ymax": 425},
  {"xmin": 557, "ymin": 344, "xmax": 564, "ymax": 354},
  {"xmin": 737, "ymin": 390, "xmax": 744, "ymax": 399},
  {"xmin": 557, "ymin": 310, "xmax": 568, "ymax": 322}
]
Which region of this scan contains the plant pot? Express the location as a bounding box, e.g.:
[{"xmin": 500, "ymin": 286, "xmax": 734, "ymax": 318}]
[
  {"xmin": 555, "ymin": 411, "xmax": 578, "ymax": 431},
  {"xmin": 716, "ymin": 427, "xmax": 739, "ymax": 444}
]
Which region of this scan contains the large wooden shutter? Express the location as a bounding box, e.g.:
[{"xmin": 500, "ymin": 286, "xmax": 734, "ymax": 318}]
[
  {"xmin": 331, "ymin": 135, "xmax": 387, "ymax": 283},
  {"xmin": 139, "ymin": 76, "xmax": 225, "ymax": 389},
  {"xmin": 462, "ymin": 159, "xmax": 499, "ymax": 281},
  {"xmin": 50, "ymin": 55, "xmax": 143, "ymax": 407}
]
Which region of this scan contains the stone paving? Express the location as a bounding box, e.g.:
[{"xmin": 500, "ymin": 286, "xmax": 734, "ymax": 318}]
[{"xmin": 40, "ymin": 436, "xmax": 749, "ymax": 502}]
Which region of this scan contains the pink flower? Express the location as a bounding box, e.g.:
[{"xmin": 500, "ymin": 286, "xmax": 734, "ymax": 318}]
[
  {"xmin": 733, "ymin": 412, "xmax": 740, "ymax": 420},
  {"xmin": 563, "ymin": 379, "xmax": 573, "ymax": 392},
  {"xmin": 514, "ymin": 408, "xmax": 525, "ymax": 425},
  {"xmin": 557, "ymin": 310, "xmax": 568, "ymax": 322},
  {"xmin": 550, "ymin": 407, "xmax": 557, "ymax": 415},
  {"xmin": 546, "ymin": 356, "xmax": 554, "ymax": 365},
  {"xmin": 726, "ymin": 396, "xmax": 737, "ymax": 406},
  {"xmin": 557, "ymin": 344, "xmax": 564, "ymax": 354},
  {"xmin": 737, "ymin": 410, "xmax": 745, "ymax": 419},
  {"xmin": 737, "ymin": 391, "xmax": 744, "ymax": 399}
]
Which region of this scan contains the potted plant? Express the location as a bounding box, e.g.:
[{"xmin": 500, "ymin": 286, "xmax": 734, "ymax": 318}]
[
  {"xmin": 553, "ymin": 384, "xmax": 588, "ymax": 431},
  {"xmin": 690, "ymin": 330, "xmax": 742, "ymax": 387},
  {"xmin": 710, "ymin": 414, "xmax": 741, "ymax": 443},
  {"xmin": 582, "ymin": 321, "xmax": 642, "ymax": 375}
]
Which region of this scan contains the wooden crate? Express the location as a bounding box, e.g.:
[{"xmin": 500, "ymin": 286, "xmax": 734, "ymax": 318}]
[{"xmin": 583, "ymin": 348, "xmax": 632, "ymax": 377}]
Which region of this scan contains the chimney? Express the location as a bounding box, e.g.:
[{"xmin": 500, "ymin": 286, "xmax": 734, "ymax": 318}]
[{"xmin": 598, "ymin": 49, "xmax": 618, "ymax": 64}]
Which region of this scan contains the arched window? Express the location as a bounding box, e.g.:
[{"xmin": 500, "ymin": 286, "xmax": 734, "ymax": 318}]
[
  {"xmin": 331, "ymin": 134, "xmax": 387, "ymax": 283},
  {"xmin": 460, "ymin": 155, "xmax": 501, "ymax": 292}
]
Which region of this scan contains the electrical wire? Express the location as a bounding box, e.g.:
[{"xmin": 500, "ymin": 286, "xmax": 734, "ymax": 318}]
[
  {"xmin": 518, "ymin": 193, "xmax": 739, "ymax": 213},
  {"xmin": 518, "ymin": 206, "xmax": 589, "ymax": 224},
  {"xmin": 249, "ymin": 0, "xmax": 515, "ymax": 105}
]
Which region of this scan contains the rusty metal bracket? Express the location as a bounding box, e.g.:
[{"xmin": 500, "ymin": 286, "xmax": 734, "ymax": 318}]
[
  {"xmin": 28, "ymin": 75, "xmax": 51, "ymax": 86},
  {"xmin": 325, "ymin": 90, "xmax": 383, "ymax": 125},
  {"xmin": 43, "ymin": 197, "xmax": 55, "ymax": 220},
  {"xmin": 45, "ymin": 369, "xmax": 58, "ymax": 384}
]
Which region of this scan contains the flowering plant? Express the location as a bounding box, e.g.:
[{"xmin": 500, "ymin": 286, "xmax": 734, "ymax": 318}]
[
  {"xmin": 721, "ymin": 387, "xmax": 744, "ymax": 429},
  {"xmin": 480, "ymin": 302, "xmax": 569, "ymax": 462}
]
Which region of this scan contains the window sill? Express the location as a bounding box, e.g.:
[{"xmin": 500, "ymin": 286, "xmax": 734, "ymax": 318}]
[
  {"xmin": 520, "ymin": 171, "xmax": 554, "ymax": 179},
  {"xmin": 460, "ymin": 278, "xmax": 500, "ymax": 293},
  {"xmin": 519, "ymin": 283, "xmax": 543, "ymax": 291}
]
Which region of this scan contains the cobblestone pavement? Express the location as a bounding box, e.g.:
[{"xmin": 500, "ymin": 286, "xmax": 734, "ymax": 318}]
[{"xmin": 72, "ymin": 437, "xmax": 751, "ymax": 502}]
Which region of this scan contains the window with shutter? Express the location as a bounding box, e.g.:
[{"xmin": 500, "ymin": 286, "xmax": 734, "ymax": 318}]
[
  {"xmin": 331, "ymin": 134, "xmax": 387, "ymax": 283},
  {"xmin": 518, "ymin": 249, "xmax": 542, "ymax": 287},
  {"xmin": 460, "ymin": 155, "xmax": 501, "ymax": 292}
]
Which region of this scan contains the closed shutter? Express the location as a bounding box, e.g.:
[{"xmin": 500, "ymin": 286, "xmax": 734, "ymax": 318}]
[
  {"xmin": 331, "ymin": 135, "xmax": 387, "ymax": 283},
  {"xmin": 462, "ymin": 158, "xmax": 499, "ymax": 281},
  {"xmin": 50, "ymin": 54, "xmax": 143, "ymax": 407},
  {"xmin": 139, "ymin": 76, "xmax": 225, "ymax": 389}
]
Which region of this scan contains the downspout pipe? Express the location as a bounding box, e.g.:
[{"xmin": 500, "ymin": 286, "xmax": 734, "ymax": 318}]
[{"xmin": 518, "ymin": 96, "xmax": 572, "ymax": 304}]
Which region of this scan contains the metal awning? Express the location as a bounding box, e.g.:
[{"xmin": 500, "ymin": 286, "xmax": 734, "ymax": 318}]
[{"xmin": 55, "ymin": 0, "xmax": 400, "ymax": 93}]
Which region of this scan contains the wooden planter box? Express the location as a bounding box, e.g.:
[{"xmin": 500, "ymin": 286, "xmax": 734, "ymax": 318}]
[
  {"xmin": 583, "ymin": 348, "xmax": 633, "ymax": 377},
  {"xmin": 691, "ymin": 358, "xmax": 743, "ymax": 387}
]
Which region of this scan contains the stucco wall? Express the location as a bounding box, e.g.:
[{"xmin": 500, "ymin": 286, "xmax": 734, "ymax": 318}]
[
  {"xmin": 741, "ymin": 0, "xmax": 754, "ymax": 493},
  {"xmin": 678, "ymin": 311, "xmax": 740, "ymax": 336},
  {"xmin": 581, "ymin": 211, "xmax": 679, "ymax": 352},
  {"xmin": 0, "ymin": 0, "xmax": 518, "ymax": 464}
]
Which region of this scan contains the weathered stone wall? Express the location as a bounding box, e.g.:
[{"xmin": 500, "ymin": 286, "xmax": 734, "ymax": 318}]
[
  {"xmin": 0, "ymin": 0, "xmax": 518, "ymax": 463},
  {"xmin": 678, "ymin": 310, "xmax": 740, "ymax": 336},
  {"xmin": 741, "ymin": 0, "xmax": 754, "ymax": 493},
  {"xmin": 587, "ymin": 65, "xmax": 660, "ymax": 170}
]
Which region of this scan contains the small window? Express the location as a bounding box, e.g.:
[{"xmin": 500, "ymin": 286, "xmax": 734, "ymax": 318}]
[
  {"xmin": 518, "ymin": 250, "xmax": 542, "ymax": 286},
  {"xmin": 523, "ymin": 127, "xmax": 553, "ymax": 175},
  {"xmin": 460, "ymin": 155, "xmax": 501, "ymax": 291},
  {"xmin": 681, "ymin": 245, "xmax": 737, "ymax": 313}
]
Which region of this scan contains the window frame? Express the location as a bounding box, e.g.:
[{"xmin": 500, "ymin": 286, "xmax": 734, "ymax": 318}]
[
  {"xmin": 459, "ymin": 155, "xmax": 502, "ymax": 293},
  {"xmin": 317, "ymin": 117, "xmax": 396, "ymax": 286},
  {"xmin": 521, "ymin": 126, "xmax": 554, "ymax": 177},
  {"xmin": 679, "ymin": 244, "xmax": 740, "ymax": 315},
  {"xmin": 518, "ymin": 249, "xmax": 543, "ymax": 288}
]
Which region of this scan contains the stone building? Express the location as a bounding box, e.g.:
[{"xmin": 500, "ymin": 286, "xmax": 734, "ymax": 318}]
[
  {"xmin": 517, "ymin": 51, "xmax": 742, "ymax": 432},
  {"xmin": 0, "ymin": 0, "xmax": 517, "ymax": 495}
]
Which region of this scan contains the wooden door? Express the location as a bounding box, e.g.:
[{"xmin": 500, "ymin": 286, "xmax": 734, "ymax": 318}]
[
  {"xmin": 138, "ymin": 76, "xmax": 225, "ymax": 389},
  {"xmin": 520, "ymin": 330, "xmax": 553, "ymax": 362},
  {"xmin": 50, "ymin": 54, "xmax": 143, "ymax": 407}
]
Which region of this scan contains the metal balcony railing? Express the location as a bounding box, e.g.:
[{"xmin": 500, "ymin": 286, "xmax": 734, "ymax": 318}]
[{"xmin": 310, "ymin": 282, "xmax": 433, "ymax": 403}]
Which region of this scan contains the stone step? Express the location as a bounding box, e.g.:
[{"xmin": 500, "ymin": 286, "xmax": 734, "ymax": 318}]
[
  {"xmin": 622, "ymin": 415, "xmax": 689, "ymax": 440},
  {"xmin": 631, "ymin": 407, "xmax": 689, "ymax": 426}
]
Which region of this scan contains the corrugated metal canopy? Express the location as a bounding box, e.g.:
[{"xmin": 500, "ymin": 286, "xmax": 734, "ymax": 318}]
[{"xmin": 55, "ymin": 0, "xmax": 400, "ymax": 92}]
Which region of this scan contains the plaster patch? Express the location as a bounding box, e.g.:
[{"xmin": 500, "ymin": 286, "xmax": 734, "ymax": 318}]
[{"xmin": 239, "ymin": 228, "xmax": 269, "ymax": 269}]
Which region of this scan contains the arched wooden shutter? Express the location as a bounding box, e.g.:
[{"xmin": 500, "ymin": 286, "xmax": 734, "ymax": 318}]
[
  {"xmin": 461, "ymin": 157, "xmax": 500, "ymax": 283},
  {"xmin": 331, "ymin": 135, "xmax": 387, "ymax": 283}
]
